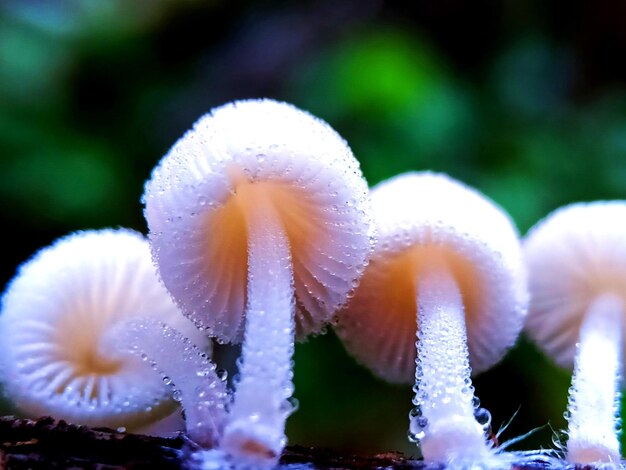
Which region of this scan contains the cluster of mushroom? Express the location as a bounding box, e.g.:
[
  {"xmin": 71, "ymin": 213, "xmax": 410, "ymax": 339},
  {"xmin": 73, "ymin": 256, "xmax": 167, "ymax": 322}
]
[{"xmin": 0, "ymin": 98, "xmax": 624, "ymax": 469}]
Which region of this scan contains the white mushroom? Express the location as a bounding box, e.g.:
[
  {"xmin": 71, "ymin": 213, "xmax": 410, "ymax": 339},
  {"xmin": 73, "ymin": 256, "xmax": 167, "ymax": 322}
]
[
  {"xmin": 143, "ymin": 99, "xmax": 372, "ymax": 467},
  {"xmin": 525, "ymin": 201, "xmax": 626, "ymax": 465},
  {"xmin": 336, "ymin": 172, "xmax": 528, "ymax": 466},
  {"xmin": 0, "ymin": 229, "xmax": 207, "ymax": 431}
]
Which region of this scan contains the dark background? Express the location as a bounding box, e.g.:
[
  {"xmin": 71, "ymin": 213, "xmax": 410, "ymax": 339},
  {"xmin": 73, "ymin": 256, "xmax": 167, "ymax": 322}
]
[{"xmin": 1, "ymin": 0, "xmax": 625, "ymax": 456}]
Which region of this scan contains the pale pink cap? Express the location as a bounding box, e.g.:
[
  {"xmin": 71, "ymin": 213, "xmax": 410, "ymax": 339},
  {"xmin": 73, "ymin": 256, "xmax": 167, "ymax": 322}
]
[
  {"xmin": 143, "ymin": 99, "xmax": 373, "ymax": 343},
  {"xmin": 525, "ymin": 201, "xmax": 626, "ymax": 370},
  {"xmin": 0, "ymin": 229, "xmax": 206, "ymax": 430},
  {"xmin": 336, "ymin": 172, "xmax": 528, "ymax": 383}
]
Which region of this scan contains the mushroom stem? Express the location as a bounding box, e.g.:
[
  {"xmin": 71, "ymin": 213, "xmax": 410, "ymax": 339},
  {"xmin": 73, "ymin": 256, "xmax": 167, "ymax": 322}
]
[
  {"xmin": 412, "ymin": 266, "xmax": 490, "ymax": 463},
  {"xmin": 221, "ymin": 197, "xmax": 296, "ymax": 466},
  {"xmin": 110, "ymin": 318, "xmax": 228, "ymax": 448},
  {"xmin": 566, "ymin": 293, "xmax": 623, "ymax": 464}
]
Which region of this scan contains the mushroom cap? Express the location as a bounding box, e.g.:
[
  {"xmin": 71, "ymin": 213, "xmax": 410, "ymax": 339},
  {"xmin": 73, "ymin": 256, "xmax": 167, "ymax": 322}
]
[
  {"xmin": 335, "ymin": 172, "xmax": 528, "ymax": 383},
  {"xmin": 143, "ymin": 99, "xmax": 372, "ymax": 343},
  {"xmin": 524, "ymin": 201, "xmax": 626, "ymax": 370},
  {"xmin": 0, "ymin": 229, "xmax": 207, "ymax": 430}
]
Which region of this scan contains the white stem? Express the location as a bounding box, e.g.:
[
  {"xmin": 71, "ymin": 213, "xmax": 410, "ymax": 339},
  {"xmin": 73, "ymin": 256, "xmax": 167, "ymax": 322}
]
[
  {"xmin": 221, "ymin": 198, "xmax": 296, "ymax": 467},
  {"xmin": 412, "ymin": 268, "xmax": 491, "ymax": 463},
  {"xmin": 112, "ymin": 318, "xmax": 228, "ymax": 448},
  {"xmin": 566, "ymin": 293, "xmax": 623, "ymax": 464}
]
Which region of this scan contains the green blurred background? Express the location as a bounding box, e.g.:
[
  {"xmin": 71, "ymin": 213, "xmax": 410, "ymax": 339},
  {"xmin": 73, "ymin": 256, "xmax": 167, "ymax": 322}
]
[{"xmin": 1, "ymin": 0, "xmax": 625, "ymax": 458}]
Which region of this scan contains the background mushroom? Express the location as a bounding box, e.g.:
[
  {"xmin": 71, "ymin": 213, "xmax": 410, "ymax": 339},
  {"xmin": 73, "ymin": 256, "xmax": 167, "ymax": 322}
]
[
  {"xmin": 143, "ymin": 99, "xmax": 372, "ymax": 466},
  {"xmin": 336, "ymin": 172, "xmax": 528, "ymax": 465},
  {"xmin": 525, "ymin": 201, "xmax": 626, "ymax": 465},
  {"xmin": 0, "ymin": 229, "xmax": 208, "ymax": 431}
]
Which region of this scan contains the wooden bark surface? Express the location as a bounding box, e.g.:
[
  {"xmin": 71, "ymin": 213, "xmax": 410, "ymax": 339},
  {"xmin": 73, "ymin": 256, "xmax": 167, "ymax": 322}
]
[{"xmin": 0, "ymin": 416, "xmax": 594, "ymax": 469}]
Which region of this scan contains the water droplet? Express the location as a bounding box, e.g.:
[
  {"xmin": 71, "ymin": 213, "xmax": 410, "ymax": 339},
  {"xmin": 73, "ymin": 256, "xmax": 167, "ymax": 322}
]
[
  {"xmin": 286, "ymin": 396, "xmax": 299, "ymax": 413},
  {"xmin": 409, "ymin": 415, "xmax": 428, "ymax": 443},
  {"xmin": 410, "ymin": 416, "xmax": 428, "ymax": 439},
  {"xmin": 474, "ymin": 407, "xmax": 492, "ymax": 431},
  {"xmin": 409, "ymin": 406, "xmax": 422, "ymax": 418}
]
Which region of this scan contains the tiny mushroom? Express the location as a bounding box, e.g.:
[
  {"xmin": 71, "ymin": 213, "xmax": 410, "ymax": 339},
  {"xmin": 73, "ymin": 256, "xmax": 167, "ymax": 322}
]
[
  {"xmin": 525, "ymin": 201, "xmax": 626, "ymax": 465},
  {"xmin": 0, "ymin": 229, "xmax": 208, "ymax": 431},
  {"xmin": 143, "ymin": 99, "xmax": 372, "ymax": 466},
  {"xmin": 336, "ymin": 172, "xmax": 528, "ymax": 466}
]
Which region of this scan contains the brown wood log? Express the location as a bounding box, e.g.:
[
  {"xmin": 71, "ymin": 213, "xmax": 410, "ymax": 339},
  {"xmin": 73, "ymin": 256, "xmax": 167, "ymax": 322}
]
[{"xmin": 0, "ymin": 416, "xmax": 594, "ymax": 469}]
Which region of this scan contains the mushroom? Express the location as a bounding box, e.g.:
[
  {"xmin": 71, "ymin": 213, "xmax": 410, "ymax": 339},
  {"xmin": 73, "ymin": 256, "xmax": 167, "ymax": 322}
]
[
  {"xmin": 143, "ymin": 99, "xmax": 372, "ymax": 466},
  {"xmin": 525, "ymin": 201, "xmax": 626, "ymax": 465},
  {"xmin": 0, "ymin": 229, "xmax": 208, "ymax": 431},
  {"xmin": 335, "ymin": 172, "xmax": 528, "ymax": 465}
]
